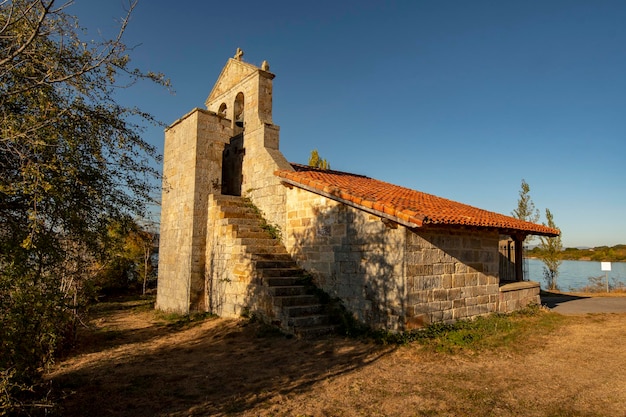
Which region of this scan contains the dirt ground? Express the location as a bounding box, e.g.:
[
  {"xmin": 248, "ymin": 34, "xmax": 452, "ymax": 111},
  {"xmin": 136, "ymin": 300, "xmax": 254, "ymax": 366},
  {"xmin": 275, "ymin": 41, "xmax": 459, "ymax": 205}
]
[{"xmin": 47, "ymin": 297, "xmax": 626, "ymax": 417}]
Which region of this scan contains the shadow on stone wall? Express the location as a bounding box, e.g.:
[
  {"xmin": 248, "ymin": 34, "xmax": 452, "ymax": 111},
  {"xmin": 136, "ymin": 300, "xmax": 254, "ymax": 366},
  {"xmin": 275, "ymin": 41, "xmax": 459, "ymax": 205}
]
[
  {"xmin": 233, "ymin": 195, "xmax": 502, "ymax": 332},
  {"xmin": 286, "ymin": 203, "xmax": 405, "ymax": 330}
]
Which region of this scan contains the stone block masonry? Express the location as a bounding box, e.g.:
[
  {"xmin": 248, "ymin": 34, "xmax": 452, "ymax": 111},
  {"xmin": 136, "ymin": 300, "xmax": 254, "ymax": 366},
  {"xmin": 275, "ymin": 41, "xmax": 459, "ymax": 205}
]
[
  {"xmin": 156, "ymin": 109, "xmax": 231, "ymax": 313},
  {"xmin": 283, "ymin": 186, "xmax": 509, "ymax": 331},
  {"xmin": 404, "ymin": 229, "xmax": 500, "ymax": 329},
  {"xmin": 284, "ymin": 187, "xmax": 406, "ymax": 330},
  {"xmin": 497, "ymin": 281, "xmax": 540, "ymax": 313}
]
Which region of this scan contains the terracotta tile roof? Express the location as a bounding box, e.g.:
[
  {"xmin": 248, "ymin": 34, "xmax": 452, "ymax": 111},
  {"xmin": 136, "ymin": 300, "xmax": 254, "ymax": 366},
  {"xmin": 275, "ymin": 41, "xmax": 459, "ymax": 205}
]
[{"xmin": 275, "ymin": 164, "xmax": 559, "ymax": 237}]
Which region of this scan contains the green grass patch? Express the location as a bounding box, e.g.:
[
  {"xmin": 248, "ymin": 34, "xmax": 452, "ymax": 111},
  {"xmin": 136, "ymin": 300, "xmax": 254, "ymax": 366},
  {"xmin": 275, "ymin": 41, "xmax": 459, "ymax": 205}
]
[
  {"xmin": 154, "ymin": 310, "xmax": 217, "ymax": 329},
  {"xmin": 372, "ymin": 306, "xmax": 567, "ymax": 353}
]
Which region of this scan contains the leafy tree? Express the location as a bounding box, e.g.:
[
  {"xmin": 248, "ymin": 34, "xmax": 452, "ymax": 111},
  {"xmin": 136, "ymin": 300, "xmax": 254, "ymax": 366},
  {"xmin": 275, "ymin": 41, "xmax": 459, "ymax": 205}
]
[
  {"xmin": 308, "ymin": 149, "xmax": 330, "ymax": 170},
  {"xmin": 512, "ymin": 179, "xmax": 540, "ymax": 224},
  {"xmin": 538, "ymin": 209, "xmax": 563, "ymax": 290},
  {"xmin": 0, "ymin": 0, "xmax": 166, "ymax": 411},
  {"xmin": 511, "ymin": 179, "xmax": 540, "ymax": 247},
  {"xmin": 95, "ymin": 216, "xmax": 158, "ymax": 296}
]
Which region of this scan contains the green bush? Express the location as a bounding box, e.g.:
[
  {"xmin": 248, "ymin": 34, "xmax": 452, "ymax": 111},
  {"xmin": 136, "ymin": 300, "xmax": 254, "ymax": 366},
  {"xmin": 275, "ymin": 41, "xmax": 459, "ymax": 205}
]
[{"xmin": 0, "ymin": 266, "xmax": 72, "ymax": 414}]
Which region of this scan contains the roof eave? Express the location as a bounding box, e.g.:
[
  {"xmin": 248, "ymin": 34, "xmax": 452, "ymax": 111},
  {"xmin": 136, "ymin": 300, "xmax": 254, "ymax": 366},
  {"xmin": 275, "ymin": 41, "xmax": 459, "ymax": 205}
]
[
  {"xmin": 279, "ymin": 178, "xmax": 424, "ymax": 229},
  {"xmin": 417, "ymin": 223, "xmax": 560, "ymax": 238},
  {"xmin": 276, "ymin": 171, "xmax": 561, "ymax": 238}
]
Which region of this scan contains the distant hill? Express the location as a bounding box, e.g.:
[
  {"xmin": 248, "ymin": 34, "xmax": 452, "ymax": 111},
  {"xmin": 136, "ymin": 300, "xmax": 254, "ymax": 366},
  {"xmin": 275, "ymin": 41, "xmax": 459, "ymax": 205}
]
[{"xmin": 528, "ymin": 244, "xmax": 626, "ymax": 262}]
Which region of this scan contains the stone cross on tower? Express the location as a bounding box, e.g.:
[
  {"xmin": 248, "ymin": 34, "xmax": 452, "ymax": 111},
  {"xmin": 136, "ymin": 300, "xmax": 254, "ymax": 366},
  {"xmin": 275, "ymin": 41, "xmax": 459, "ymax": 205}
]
[{"xmin": 234, "ymin": 47, "xmax": 244, "ymax": 61}]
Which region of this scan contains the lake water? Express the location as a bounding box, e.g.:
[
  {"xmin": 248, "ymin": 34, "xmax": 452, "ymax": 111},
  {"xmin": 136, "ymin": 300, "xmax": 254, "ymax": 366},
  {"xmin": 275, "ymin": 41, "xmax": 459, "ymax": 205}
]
[{"xmin": 526, "ymin": 258, "xmax": 626, "ymax": 291}]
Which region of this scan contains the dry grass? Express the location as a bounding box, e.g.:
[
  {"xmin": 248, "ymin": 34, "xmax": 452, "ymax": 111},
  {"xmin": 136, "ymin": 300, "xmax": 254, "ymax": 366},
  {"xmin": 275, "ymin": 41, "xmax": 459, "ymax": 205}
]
[{"xmin": 47, "ymin": 297, "xmax": 626, "ymax": 417}]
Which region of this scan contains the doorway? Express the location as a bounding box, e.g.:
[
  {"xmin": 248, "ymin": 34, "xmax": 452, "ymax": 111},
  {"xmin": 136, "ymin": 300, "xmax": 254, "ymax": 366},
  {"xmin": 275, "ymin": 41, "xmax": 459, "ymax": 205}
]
[{"xmin": 221, "ymin": 134, "xmax": 244, "ymax": 196}]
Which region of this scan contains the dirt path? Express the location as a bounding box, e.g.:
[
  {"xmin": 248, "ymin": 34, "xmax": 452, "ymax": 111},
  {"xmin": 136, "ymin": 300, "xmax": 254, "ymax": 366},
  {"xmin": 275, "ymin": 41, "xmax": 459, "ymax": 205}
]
[{"xmin": 48, "ymin": 298, "xmax": 626, "ymax": 416}]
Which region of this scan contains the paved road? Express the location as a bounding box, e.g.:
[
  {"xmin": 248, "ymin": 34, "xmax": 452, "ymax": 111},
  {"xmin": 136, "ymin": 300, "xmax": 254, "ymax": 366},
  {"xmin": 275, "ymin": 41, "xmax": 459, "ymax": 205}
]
[{"xmin": 541, "ymin": 295, "xmax": 626, "ymax": 314}]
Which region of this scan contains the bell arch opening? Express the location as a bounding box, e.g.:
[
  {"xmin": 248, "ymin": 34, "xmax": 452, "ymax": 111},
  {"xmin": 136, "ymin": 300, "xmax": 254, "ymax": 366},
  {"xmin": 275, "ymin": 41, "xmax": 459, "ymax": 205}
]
[{"xmin": 221, "ymin": 92, "xmax": 245, "ymax": 196}]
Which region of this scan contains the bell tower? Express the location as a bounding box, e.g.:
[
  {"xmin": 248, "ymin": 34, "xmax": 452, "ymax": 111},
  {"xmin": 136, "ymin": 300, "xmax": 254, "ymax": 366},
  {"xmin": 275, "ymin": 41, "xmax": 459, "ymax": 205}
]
[{"xmin": 157, "ymin": 49, "xmax": 292, "ymax": 314}]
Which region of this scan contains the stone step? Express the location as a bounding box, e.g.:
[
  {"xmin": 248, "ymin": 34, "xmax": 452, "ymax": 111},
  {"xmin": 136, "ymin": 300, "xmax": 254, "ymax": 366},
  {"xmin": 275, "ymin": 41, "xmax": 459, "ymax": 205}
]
[
  {"xmin": 248, "ymin": 253, "xmax": 294, "ymax": 262},
  {"xmin": 237, "ymin": 230, "xmax": 273, "ymax": 239},
  {"xmin": 273, "ymin": 294, "xmax": 319, "ymax": 307},
  {"xmin": 219, "ymin": 206, "xmax": 257, "ymax": 219},
  {"xmin": 212, "ymin": 196, "xmax": 338, "ymax": 339},
  {"xmin": 283, "ymin": 304, "xmax": 325, "ymax": 317},
  {"xmin": 264, "ymin": 276, "xmax": 307, "ymax": 287},
  {"xmin": 253, "ymin": 259, "xmax": 299, "ymax": 269},
  {"xmin": 236, "ymin": 238, "xmax": 280, "ymax": 247},
  {"xmin": 219, "ymin": 217, "xmax": 263, "ymax": 227},
  {"xmin": 233, "ymin": 224, "xmax": 267, "ymax": 234},
  {"xmin": 244, "ymin": 245, "xmax": 288, "ymax": 255},
  {"xmin": 213, "ymin": 195, "xmax": 245, "ymax": 204},
  {"xmin": 220, "ymin": 201, "xmax": 256, "ymax": 211},
  {"xmin": 289, "ymin": 314, "xmax": 331, "ymax": 328},
  {"xmin": 269, "ymin": 285, "xmax": 307, "ymax": 297},
  {"xmin": 258, "ymin": 267, "xmax": 303, "ymax": 277}
]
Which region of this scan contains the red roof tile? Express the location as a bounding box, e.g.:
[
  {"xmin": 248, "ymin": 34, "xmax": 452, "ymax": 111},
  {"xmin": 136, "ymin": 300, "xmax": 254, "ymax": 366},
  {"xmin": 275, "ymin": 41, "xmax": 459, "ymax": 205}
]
[{"xmin": 275, "ymin": 164, "xmax": 559, "ymax": 237}]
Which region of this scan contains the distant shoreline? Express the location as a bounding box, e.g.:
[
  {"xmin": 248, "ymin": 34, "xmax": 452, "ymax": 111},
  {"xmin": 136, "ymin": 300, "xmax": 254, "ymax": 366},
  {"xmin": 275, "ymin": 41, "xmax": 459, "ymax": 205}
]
[
  {"xmin": 526, "ymin": 244, "xmax": 626, "ymax": 263},
  {"xmin": 526, "ymin": 256, "xmax": 626, "ymax": 263}
]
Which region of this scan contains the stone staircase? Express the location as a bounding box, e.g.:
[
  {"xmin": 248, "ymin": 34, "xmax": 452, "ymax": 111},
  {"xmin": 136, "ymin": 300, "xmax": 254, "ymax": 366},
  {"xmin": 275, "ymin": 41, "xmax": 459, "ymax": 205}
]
[{"xmin": 213, "ymin": 195, "xmax": 338, "ymax": 338}]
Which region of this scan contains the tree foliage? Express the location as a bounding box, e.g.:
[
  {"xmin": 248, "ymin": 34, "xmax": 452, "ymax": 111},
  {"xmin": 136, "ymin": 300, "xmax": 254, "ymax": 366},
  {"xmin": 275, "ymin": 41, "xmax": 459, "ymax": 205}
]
[
  {"xmin": 308, "ymin": 149, "xmax": 330, "ymax": 170},
  {"xmin": 0, "ymin": 0, "xmax": 166, "ymax": 411},
  {"xmin": 94, "ymin": 216, "xmax": 158, "ymax": 296},
  {"xmin": 511, "ymin": 179, "xmax": 540, "ymax": 246},
  {"xmin": 512, "ymin": 179, "xmax": 540, "ymax": 224},
  {"xmin": 527, "ymin": 244, "xmax": 626, "ymax": 262},
  {"xmin": 538, "ymin": 209, "xmax": 563, "ymax": 290}
]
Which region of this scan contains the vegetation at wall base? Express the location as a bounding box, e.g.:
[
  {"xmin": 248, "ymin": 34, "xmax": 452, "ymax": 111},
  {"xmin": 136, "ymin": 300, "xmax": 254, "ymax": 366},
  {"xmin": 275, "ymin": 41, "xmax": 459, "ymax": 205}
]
[{"xmin": 372, "ymin": 306, "xmax": 565, "ymax": 353}]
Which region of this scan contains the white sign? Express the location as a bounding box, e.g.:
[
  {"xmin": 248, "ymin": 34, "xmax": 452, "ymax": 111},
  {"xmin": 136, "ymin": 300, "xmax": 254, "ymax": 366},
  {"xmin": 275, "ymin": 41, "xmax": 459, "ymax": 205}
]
[{"xmin": 601, "ymin": 262, "xmax": 612, "ymax": 271}]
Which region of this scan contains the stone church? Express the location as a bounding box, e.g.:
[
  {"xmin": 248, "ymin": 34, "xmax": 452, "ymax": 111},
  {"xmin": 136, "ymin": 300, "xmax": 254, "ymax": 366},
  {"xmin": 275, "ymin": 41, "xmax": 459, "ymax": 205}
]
[{"xmin": 156, "ymin": 49, "xmax": 559, "ymax": 335}]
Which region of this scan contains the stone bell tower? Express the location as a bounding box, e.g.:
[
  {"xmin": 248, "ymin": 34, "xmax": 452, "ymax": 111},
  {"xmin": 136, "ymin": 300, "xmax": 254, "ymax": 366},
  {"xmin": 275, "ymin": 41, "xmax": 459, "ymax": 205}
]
[{"xmin": 157, "ymin": 49, "xmax": 292, "ymax": 313}]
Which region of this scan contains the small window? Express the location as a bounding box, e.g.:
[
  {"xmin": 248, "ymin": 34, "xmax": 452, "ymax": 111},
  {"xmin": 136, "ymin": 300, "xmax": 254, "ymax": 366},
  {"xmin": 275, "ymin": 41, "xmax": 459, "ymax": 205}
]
[{"xmin": 233, "ymin": 92, "xmax": 244, "ymax": 130}]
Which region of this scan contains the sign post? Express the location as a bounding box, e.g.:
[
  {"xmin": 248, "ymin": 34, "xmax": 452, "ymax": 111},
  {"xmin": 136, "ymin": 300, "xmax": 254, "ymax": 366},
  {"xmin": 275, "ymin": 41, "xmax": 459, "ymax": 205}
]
[{"xmin": 601, "ymin": 262, "xmax": 612, "ymax": 293}]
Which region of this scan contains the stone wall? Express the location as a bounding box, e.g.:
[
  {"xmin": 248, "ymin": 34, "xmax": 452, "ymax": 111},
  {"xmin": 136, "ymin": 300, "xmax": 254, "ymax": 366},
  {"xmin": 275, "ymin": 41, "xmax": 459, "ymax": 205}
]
[
  {"xmin": 206, "ymin": 59, "xmax": 274, "ymax": 128},
  {"xmin": 205, "ymin": 196, "xmax": 253, "ymax": 317},
  {"xmin": 283, "ymin": 186, "xmax": 504, "ymax": 331},
  {"xmin": 284, "ymin": 187, "xmax": 407, "ymax": 330},
  {"xmin": 497, "ymin": 281, "xmax": 541, "ymax": 313},
  {"xmin": 156, "ymin": 109, "xmax": 231, "ymax": 313},
  {"xmin": 404, "ymin": 229, "xmax": 500, "ymax": 329},
  {"xmin": 240, "ymin": 123, "xmax": 292, "ymax": 232}
]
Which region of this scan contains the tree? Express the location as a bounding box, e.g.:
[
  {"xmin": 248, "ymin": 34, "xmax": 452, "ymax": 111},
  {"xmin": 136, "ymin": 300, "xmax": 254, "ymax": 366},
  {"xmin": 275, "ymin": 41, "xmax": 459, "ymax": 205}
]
[
  {"xmin": 512, "ymin": 179, "xmax": 540, "ymax": 246},
  {"xmin": 512, "ymin": 179, "xmax": 540, "ymax": 224},
  {"xmin": 538, "ymin": 209, "xmax": 563, "ymax": 290},
  {"xmin": 93, "ymin": 216, "xmax": 158, "ymax": 296},
  {"xmin": 0, "ymin": 0, "xmax": 167, "ymax": 410},
  {"xmin": 308, "ymin": 149, "xmax": 330, "ymax": 170}
]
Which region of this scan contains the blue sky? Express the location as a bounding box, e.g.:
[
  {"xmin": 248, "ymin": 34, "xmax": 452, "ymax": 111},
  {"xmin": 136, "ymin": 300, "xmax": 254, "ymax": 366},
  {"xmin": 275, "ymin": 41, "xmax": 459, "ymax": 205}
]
[{"xmin": 72, "ymin": 0, "xmax": 626, "ymax": 248}]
